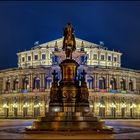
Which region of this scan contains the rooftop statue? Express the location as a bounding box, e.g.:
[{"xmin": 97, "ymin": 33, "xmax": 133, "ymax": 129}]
[{"xmin": 62, "ymin": 23, "xmax": 76, "ymax": 59}]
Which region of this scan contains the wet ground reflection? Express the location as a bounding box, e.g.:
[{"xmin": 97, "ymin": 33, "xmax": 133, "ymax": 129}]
[{"xmin": 0, "ymin": 119, "xmax": 140, "ymax": 139}]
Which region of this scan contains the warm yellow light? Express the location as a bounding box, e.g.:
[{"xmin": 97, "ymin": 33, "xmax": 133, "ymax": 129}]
[
  {"xmin": 130, "ymin": 103, "xmax": 136, "ymax": 108},
  {"xmin": 110, "ymin": 103, "xmax": 116, "ymax": 108},
  {"xmin": 54, "ymin": 107, "xmax": 59, "ymax": 112},
  {"xmin": 13, "ymin": 103, "xmax": 18, "ymax": 108},
  {"xmin": 34, "ymin": 102, "xmax": 42, "ymax": 108},
  {"xmin": 121, "ymin": 103, "xmax": 126, "ymax": 108},
  {"xmin": 3, "ymin": 104, "xmax": 9, "ymax": 108},
  {"xmin": 90, "ymin": 104, "xmax": 93, "ymax": 108},
  {"xmin": 97, "ymin": 103, "xmax": 105, "ymax": 108},
  {"xmin": 23, "ymin": 102, "xmax": 29, "ymax": 108}
]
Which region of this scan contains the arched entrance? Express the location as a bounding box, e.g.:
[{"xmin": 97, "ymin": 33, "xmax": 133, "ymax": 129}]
[
  {"xmin": 130, "ymin": 103, "xmax": 136, "ymax": 118},
  {"xmin": 23, "ymin": 102, "xmax": 29, "ymax": 117},
  {"xmin": 110, "ymin": 102, "xmax": 116, "ymax": 118},
  {"xmin": 33, "ymin": 98, "xmax": 41, "ymax": 118},
  {"xmin": 121, "ymin": 103, "xmax": 126, "ymax": 118},
  {"xmin": 98, "ymin": 99, "xmax": 105, "ymax": 118},
  {"xmin": 3, "ymin": 103, "xmax": 9, "ymax": 118},
  {"xmin": 13, "ymin": 103, "xmax": 18, "ymax": 118}
]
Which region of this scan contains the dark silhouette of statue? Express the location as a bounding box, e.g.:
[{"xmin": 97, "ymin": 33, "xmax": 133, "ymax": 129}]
[{"xmin": 62, "ymin": 23, "xmax": 76, "ymax": 59}]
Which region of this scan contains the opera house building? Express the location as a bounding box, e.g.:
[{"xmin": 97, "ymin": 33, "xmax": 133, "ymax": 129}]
[{"xmin": 0, "ymin": 37, "xmax": 140, "ymax": 119}]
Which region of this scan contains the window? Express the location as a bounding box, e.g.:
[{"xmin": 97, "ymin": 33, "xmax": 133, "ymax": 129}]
[
  {"xmin": 114, "ymin": 57, "xmax": 117, "ymax": 62},
  {"xmin": 108, "ymin": 56, "xmax": 111, "ymax": 61},
  {"xmin": 22, "ymin": 57, "xmax": 25, "ymax": 62},
  {"xmin": 93, "ymin": 54, "xmax": 97, "ymax": 59},
  {"xmin": 28, "ymin": 56, "xmax": 31, "ymax": 61},
  {"xmin": 42, "ymin": 54, "xmax": 46, "ymax": 60},
  {"xmin": 34, "ymin": 55, "xmax": 38, "ymax": 60},
  {"xmin": 101, "ymin": 55, "xmax": 104, "ymax": 60}
]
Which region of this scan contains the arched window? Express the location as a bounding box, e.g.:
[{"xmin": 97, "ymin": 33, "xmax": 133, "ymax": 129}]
[
  {"xmin": 23, "ymin": 77, "xmax": 29, "ymax": 90},
  {"xmin": 23, "ymin": 102, "xmax": 29, "ymax": 117},
  {"xmin": 87, "ymin": 76, "xmax": 94, "ymax": 89},
  {"xmin": 13, "ymin": 102, "xmax": 18, "ymax": 118},
  {"xmin": 98, "ymin": 98, "xmax": 105, "ymax": 118},
  {"xmin": 110, "ymin": 102, "xmax": 116, "ymax": 118},
  {"xmin": 120, "ymin": 79, "xmax": 126, "ymax": 90},
  {"xmin": 33, "ymin": 77, "xmax": 40, "ymax": 89},
  {"xmin": 45, "ymin": 77, "xmax": 52, "ymax": 89},
  {"xmin": 129, "ymin": 80, "xmax": 133, "ymax": 91},
  {"xmin": 3, "ymin": 102, "xmax": 9, "ymax": 118},
  {"xmin": 110, "ymin": 78, "xmax": 117, "ymax": 90},
  {"xmin": 34, "ymin": 100, "xmax": 40, "ymax": 118},
  {"xmin": 121, "ymin": 102, "xmax": 126, "ymax": 118},
  {"xmin": 13, "ymin": 78, "xmax": 19, "ymax": 90},
  {"xmin": 130, "ymin": 102, "xmax": 136, "ymax": 118},
  {"xmin": 6, "ymin": 79, "xmax": 10, "ymax": 91},
  {"xmin": 99, "ymin": 77, "xmax": 106, "ymax": 89}
]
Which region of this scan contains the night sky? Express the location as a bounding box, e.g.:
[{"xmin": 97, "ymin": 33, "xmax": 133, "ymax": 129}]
[{"xmin": 0, "ymin": 1, "xmax": 140, "ymax": 70}]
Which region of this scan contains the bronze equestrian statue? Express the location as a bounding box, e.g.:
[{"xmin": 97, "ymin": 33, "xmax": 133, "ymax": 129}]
[{"xmin": 62, "ymin": 23, "xmax": 76, "ymax": 59}]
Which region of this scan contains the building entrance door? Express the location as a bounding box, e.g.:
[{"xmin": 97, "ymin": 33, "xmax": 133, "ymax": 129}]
[{"xmin": 4, "ymin": 108, "xmax": 9, "ymax": 118}]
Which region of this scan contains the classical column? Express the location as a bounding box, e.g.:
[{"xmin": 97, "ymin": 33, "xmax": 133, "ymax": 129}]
[
  {"xmin": 93, "ymin": 73, "xmax": 96, "ymax": 90},
  {"xmin": 18, "ymin": 75, "xmax": 23, "ymax": 91},
  {"xmin": 125, "ymin": 76, "xmax": 129, "ymax": 90},
  {"xmin": 106, "ymin": 74, "xmax": 109, "ymax": 91},
  {"xmin": 98, "ymin": 50, "xmax": 100, "ymax": 65},
  {"xmin": 29, "ymin": 74, "xmax": 33, "ymax": 91},
  {"xmin": 96, "ymin": 73, "xmax": 99, "ymax": 90},
  {"xmin": 116, "ymin": 75, "xmax": 120, "ymax": 90},
  {"xmin": 2, "ymin": 77, "xmax": 6, "ymax": 93},
  {"xmin": 40, "ymin": 73, "xmax": 45, "ymax": 91},
  {"xmin": 10, "ymin": 77, "xmax": 14, "ymax": 92},
  {"xmin": 112, "ymin": 53, "xmax": 114, "ymax": 67},
  {"xmin": 105, "ymin": 51, "xmax": 107, "ymax": 67}
]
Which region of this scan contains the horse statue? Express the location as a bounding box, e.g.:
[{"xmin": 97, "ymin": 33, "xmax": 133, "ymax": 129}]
[{"xmin": 62, "ymin": 23, "xmax": 76, "ymax": 59}]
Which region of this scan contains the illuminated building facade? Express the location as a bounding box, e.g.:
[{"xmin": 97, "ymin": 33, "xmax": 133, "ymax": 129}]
[{"xmin": 0, "ymin": 37, "xmax": 140, "ymax": 119}]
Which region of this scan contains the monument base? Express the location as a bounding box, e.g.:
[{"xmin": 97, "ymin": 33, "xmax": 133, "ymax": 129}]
[{"xmin": 25, "ymin": 112, "xmax": 113, "ymax": 133}]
